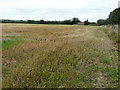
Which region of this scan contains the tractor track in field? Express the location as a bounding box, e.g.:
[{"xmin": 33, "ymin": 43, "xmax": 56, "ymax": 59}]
[{"xmin": 63, "ymin": 27, "xmax": 89, "ymax": 38}]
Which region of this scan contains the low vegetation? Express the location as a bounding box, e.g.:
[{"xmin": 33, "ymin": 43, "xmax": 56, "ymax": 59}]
[{"xmin": 2, "ymin": 24, "xmax": 118, "ymax": 88}]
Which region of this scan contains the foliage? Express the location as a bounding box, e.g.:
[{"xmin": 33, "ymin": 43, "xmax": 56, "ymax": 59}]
[
  {"xmin": 97, "ymin": 8, "xmax": 120, "ymax": 25},
  {"xmin": 71, "ymin": 17, "xmax": 81, "ymax": 24},
  {"xmin": 84, "ymin": 19, "xmax": 89, "ymax": 25},
  {"xmin": 1, "ymin": 17, "xmax": 81, "ymax": 25},
  {"xmin": 106, "ymin": 8, "xmax": 120, "ymax": 25},
  {"xmin": 97, "ymin": 19, "xmax": 106, "ymax": 26}
]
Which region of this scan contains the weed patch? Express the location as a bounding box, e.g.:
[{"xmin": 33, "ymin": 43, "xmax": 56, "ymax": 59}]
[{"xmin": 103, "ymin": 58, "xmax": 110, "ymax": 64}]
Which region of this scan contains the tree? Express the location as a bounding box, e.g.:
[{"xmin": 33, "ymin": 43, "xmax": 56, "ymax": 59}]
[
  {"xmin": 97, "ymin": 19, "xmax": 106, "ymax": 26},
  {"xmin": 84, "ymin": 19, "xmax": 89, "ymax": 25},
  {"xmin": 106, "ymin": 8, "xmax": 120, "ymax": 25},
  {"xmin": 39, "ymin": 20, "xmax": 44, "ymax": 24},
  {"xmin": 63, "ymin": 20, "xmax": 72, "ymax": 24},
  {"xmin": 71, "ymin": 17, "xmax": 80, "ymax": 24},
  {"xmin": 27, "ymin": 20, "xmax": 35, "ymax": 24},
  {"xmin": 89, "ymin": 22, "xmax": 96, "ymax": 25}
]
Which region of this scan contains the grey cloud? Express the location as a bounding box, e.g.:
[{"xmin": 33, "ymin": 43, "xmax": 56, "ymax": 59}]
[
  {"xmin": 10, "ymin": 6, "xmax": 108, "ymax": 15},
  {"xmin": 0, "ymin": 0, "xmax": 119, "ymax": 22}
]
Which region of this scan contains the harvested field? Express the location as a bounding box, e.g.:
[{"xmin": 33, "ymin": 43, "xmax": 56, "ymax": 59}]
[{"xmin": 2, "ymin": 23, "xmax": 118, "ymax": 88}]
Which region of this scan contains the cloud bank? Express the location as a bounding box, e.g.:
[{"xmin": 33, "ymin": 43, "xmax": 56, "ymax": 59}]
[{"xmin": 0, "ymin": 0, "xmax": 119, "ymax": 22}]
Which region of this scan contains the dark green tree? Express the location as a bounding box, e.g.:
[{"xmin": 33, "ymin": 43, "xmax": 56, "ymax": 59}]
[
  {"xmin": 27, "ymin": 20, "xmax": 35, "ymax": 24},
  {"xmin": 71, "ymin": 17, "xmax": 80, "ymax": 24},
  {"xmin": 63, "ymin": 20, "xmax": 72, "ymax": 24},
  {"xmin": 106, "ymin": 8, "xmax": 120, "ymax": 25},
  {"xmin": 84, "ymin": 19, "xmax": 89, "ymax": 25},
  {"xmin": 97, "ymin": 19, "xmax": 106, "ymax": 26},
  {"xmin": 39, "ymin": 20, "xmax": 44, "ymax": 24}
]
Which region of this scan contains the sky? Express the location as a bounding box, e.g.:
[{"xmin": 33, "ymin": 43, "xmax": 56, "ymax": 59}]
[{"xmin": 0, "ymin": 0, "xmax": 119, "ymax": 22}]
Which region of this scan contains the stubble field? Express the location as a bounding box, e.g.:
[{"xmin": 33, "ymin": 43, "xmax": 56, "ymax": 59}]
[{"xmin": 2, "ymin": 23, "xmax": 118, "ymax": 88}]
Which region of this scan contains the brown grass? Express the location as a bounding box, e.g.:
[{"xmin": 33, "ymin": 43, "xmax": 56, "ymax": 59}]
[{"xmin": 2, "ymin": 23, "xmax": 118, "ymax": 88}]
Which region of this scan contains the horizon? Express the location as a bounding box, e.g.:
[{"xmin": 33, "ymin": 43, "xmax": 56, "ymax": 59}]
[
  {"xmin": 0, "ymin": 19, "xmax": 98, "ymax": 23},
  {"xmin": 0, "ymin": 0, "xmax": 119, "ymax": 22}
]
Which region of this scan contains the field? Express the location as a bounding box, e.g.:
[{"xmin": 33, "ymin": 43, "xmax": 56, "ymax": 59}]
[{"xmin": 2, "ymin": 23, "xmax": 118, "ymax": 88}]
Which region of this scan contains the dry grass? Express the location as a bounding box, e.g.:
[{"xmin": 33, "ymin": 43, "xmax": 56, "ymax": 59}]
[{"xmin": 2, "ymin": 23, "xmax": 118, "ymax": 88}]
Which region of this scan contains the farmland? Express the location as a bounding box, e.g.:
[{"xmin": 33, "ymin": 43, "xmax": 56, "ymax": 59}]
[{"xmin": 2, "ymin": 23, "xmax": 118, "ymax": 88}]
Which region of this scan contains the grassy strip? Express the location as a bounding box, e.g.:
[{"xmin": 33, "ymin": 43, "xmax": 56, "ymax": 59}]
[{"xmin": 103, "ymin": 27, "xmax": 118, "ymax": 43}]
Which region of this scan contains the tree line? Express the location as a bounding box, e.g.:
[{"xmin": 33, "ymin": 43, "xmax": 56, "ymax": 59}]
[
  {"xmin": 1, "ymin": 17, "xmax": 96, "ymax": 25},
  {"xmin": 97, "ymin": 7, "xmax": 120, "ymax": 26}
]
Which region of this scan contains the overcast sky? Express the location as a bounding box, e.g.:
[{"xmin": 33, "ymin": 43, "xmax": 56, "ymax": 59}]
[{"xmin": 0, "ymin": 0, "xmax": 119, "ymax": 22}]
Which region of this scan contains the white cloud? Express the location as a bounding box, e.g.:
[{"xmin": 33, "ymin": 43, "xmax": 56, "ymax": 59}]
[{"xmin": 0, "ymin": 0, "xmax": 119, "ymax": 22}]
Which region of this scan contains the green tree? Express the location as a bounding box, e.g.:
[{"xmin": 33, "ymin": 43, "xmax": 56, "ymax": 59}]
[
  {"xmin": 39, "ymin": 20, "xmax": 44, "ymax": 24},
  {"xmin": 97, "ymin": 19, "xmax": 106, "ymax": 26},
  {"xmin": 106, "ymin": 8, "xmax": 120, "ymax": 25},
  {"xmin": 71, "ymin": 17, "xmax": 80, "ymax": 24},
  {"xmin": 27, "ymin": 20, "xmax": 35, "ymax": 24},
  {"xmin": 63, "ymin": 20, "xmax": 72, "ymax": 24},
  {"xmin": 84, "ymin": 19, "xmax": 89, "ymax": 25}
]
